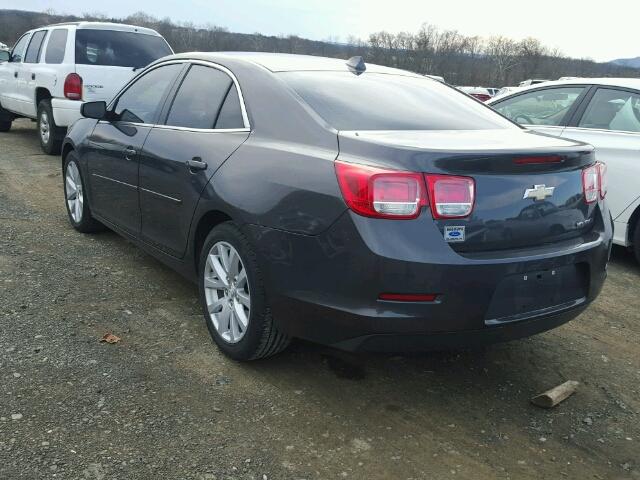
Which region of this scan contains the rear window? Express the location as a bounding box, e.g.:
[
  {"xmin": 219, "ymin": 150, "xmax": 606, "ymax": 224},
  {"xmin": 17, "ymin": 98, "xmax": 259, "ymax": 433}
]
[
  {"xmin": 280, "ymin": 71, "xmax": 516, "ymax": 131},
  {"xmin": 75, "ymin": 29, "xmax": 172, "ymax": 68}
]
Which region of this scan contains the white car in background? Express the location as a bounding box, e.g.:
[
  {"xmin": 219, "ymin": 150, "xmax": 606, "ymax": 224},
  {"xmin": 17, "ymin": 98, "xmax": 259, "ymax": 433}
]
[
  {"xmin": 0, "ymin": 22, "xmax": 173, "ymax": 154},
  {"xmin": 488, "ymin": 78, "xmax": 640, "ymax": 262}
]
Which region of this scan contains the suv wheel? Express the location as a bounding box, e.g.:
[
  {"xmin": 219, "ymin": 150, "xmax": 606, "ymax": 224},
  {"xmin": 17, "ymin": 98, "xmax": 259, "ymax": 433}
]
[
  {"xmin": 38, "ymin": 99, "xmax": 64, "ymax": 155},
  {"xmin": 633, "ymin": 220, "xmax": 640, "ymax": 264},
  {"xmin": 63, "ymin": 151, "xmax": 104, "ymax": 233},
  {"xmin": 198, "ymin": 222, "xmax": 290, "ymax": 361},
  {"xmin": 0, "ymin": 104, "xmax": 12, "ymax": 132}
]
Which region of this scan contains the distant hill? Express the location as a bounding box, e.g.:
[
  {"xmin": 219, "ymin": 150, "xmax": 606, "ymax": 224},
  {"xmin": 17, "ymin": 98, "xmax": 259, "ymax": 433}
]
[
  {"xmin": 1, "ymin": 8, "xmax": 640, "ymax": 87},
  {"xmin": 611, "ymin": 57, "xmax": 640, "ymax": 69}
]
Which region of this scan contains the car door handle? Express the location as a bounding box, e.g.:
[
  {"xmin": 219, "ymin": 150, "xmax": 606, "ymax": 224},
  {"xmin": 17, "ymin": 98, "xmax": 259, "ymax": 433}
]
[
  {"xmin": 13, "ymin": 71, "xmax": 17, "ymax": 78},
  {"xmin": 186, "ymin": 157, "xmax": 208, "ymax": 172},
  {"xmin": 124, "ymin": 147, "xmax": 137, "ymax": 160},
  {"xmin": 31, "ymin": 73, "xmax": 35, "ymax": 80}
]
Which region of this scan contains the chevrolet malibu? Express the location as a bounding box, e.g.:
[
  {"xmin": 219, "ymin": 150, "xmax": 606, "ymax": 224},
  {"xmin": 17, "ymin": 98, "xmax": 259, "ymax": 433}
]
[{"xmin": 61, "ymin": 53, "xmax": 612, "ymax": 360}]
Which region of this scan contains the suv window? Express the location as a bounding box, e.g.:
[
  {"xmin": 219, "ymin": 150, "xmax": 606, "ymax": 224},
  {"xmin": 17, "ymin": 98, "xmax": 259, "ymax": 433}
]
[
  {"xmin": 280, "ymin": 71, "xmax": 515, "ymax": 131},
  {"xmin": 75, "ymin": 30, "xmax": 172, "ymax": 68},
  {"xmin": 578, "ymin": 88, "xmax": 640, "ymax": 133},
  {"xmin": 10, "ymin": 34, "xmax": 30, "ymax": 63},
  {"xmin": 45, "ymin": 29, "xmax": 68, "ymax": 64},
  {"xmin": 24, "ymin": 30, "xmax": 47, "ymax": 64},
  {"xmin": 114, "ymin": 63, "xmax": 182, "ymax": 124},
  {"xmin": 492, "ymin": 87, "xmax": 585, "ymax": 126},
  {"xmin": 166, "ymin": 65, "xmax": 243, "ymax": 130}
]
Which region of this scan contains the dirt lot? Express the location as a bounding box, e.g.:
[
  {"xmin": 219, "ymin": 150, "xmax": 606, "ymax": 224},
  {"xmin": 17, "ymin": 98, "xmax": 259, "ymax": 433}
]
[{"xmin": 1, "ymin": 119, "xmax": 639, "ymax": 480}]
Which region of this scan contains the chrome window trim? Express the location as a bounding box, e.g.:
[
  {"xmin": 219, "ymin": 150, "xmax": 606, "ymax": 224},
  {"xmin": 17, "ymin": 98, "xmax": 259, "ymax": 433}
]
[{"xmin": 104, "ymin": 58, "xmax": 251, "ymax": 133}]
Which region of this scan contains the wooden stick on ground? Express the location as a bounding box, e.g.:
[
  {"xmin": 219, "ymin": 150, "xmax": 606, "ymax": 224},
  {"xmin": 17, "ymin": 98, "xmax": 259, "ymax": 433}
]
[{"xmin": 531, "ymin": 380, "xmax": 579, "ymax": 408}]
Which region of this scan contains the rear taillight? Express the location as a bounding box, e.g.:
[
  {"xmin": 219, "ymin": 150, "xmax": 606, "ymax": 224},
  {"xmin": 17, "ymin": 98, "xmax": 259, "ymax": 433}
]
[
  {"xmin": 335, "ymin": 161, "xmax": 476, "ymax": 220},
  {"xmin": 64, "ymin": 73, "xmax": 83, "ymax": 100},
  {"xmin": 597, "ymin": 162, "xmax": 607, "ymax": 199},
  {"xmin": 335, "ymin": 161, "xmax": 427, "ymax": 219},
  {"xmin": 425, "ymin": 174, "xmax": 475, "ymax": 219},
  {"xmin": 471, "ymin": 93, "xmax": 492, "ymax": 102},
  {"xmin": 582, "ymin": 164, "xmax": 599, "ymax": 204}
]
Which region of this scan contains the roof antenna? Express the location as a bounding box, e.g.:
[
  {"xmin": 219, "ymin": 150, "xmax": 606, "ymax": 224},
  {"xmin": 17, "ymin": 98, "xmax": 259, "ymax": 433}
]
[{"xmin": 346, "ymin": 56, "xmax": 366, "ymax": 75}]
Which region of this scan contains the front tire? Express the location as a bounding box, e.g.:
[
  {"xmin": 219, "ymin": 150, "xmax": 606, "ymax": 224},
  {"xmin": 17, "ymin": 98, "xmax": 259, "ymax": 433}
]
[
  {"xmin": 0, "ymin": 103, "xmax": 12, "ymax": 132},
  {"xmin": 633, "ymin": 220, "xmax": 640, "ymax": 264},
  {"xmin": 38, "ymin": 99, "xmax": 64, "ymax": 155},
  {"xmin": 63, "ymin": 152, "xmax": 104, "ymax": 233},
  {"xmin": 198, "ymin": 222, "xmax": 290, "ymax": 361}
]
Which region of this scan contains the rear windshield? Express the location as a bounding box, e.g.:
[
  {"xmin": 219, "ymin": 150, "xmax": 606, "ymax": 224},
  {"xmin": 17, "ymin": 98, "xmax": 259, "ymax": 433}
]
[
  {"xmin": 75, "ymin": 29, "xmax": 171, "ymax": 68},
  {"xmin": 280, "ymin": 71, "xmax": 517, "ymax": 131}
]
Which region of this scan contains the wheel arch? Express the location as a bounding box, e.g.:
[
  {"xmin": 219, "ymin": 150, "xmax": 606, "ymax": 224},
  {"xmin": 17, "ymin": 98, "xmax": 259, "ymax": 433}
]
[
  {"xmin": 61, "ymin": 142, "xmax": 75, "ymax": 170},
  {"xmin": 628, "ymin": 204, "xmax": 640, "ymax": 246},
  {"xmin": 35, "ymin": 87, "xmax": 52, "ymax": 109},
  {"xmin": 192, "ymin": 209, "xmax": 234, "ymax": 272}
]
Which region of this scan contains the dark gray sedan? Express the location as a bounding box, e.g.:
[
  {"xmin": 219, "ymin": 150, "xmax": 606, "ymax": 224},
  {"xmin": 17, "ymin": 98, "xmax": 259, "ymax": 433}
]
[{"xmin": 61, "ymin": 53, "xmax": 612, "ymax": 360}]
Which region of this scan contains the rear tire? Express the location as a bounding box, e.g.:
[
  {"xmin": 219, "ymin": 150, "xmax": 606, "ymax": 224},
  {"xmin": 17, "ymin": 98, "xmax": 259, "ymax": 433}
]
[
  {"xmin": 198, "ymin": 222, "xmax": 290, "ymax": 361},
  {"xmin": 633, "ymin": 220, "xmax": 640, "ymax": 264},
  {"xmin": 37, "ymin": 99, "xmax": 64, "ymax": 155},
  {"xmin": 63, "ymin": 151, "xmax": 104, "ymax": 233}
]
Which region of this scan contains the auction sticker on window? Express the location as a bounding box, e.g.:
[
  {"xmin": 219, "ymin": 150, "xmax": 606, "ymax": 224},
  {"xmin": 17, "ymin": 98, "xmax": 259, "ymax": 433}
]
[{"xmin": 444, "ymin": 226, "xmax": 465, "ymax": 243}]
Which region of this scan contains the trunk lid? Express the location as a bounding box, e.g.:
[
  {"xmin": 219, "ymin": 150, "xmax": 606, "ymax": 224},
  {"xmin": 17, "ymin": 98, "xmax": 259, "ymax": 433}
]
[{"xmin": 337, "ymin": 129, "xmax": 598, "ymax": 252}]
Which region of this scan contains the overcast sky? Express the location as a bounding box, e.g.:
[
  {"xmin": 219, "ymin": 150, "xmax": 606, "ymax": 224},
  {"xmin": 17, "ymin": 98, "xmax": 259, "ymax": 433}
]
[{"xmin": 2, "ymin": 0, "xmax": 637, "ymax": 62}]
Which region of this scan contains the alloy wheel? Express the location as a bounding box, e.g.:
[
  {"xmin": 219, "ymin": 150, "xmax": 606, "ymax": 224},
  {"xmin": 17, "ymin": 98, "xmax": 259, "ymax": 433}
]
[
  {"xmin": 65, "ymin": 161, "xmax": 84, "ymax": 223},
  {"xmin": 39, "ymin": 111, "xmax": 50, "ymax": 145},
  {"xmin": 204, "ymin": 241, "xmax": 251, "ymax": 343}
]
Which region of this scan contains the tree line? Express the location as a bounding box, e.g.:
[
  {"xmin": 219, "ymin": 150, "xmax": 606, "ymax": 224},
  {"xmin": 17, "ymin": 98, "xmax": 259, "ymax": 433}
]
[{"xmin": 1, "ymin": 8, "xmax": 638, "ymax": 87}]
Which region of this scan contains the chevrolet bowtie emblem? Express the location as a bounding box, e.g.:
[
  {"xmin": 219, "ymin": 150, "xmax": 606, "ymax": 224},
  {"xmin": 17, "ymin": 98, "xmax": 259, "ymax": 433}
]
[{"xmin": 523, "ymin": 184, "xmax": 555, "ymax": 201}]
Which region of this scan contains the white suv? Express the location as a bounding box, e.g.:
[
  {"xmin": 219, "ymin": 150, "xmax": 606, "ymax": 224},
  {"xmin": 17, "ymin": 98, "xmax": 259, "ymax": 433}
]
[{"xmin": 0, "ymin": 22, "xmax": 173, "ymax": 154}]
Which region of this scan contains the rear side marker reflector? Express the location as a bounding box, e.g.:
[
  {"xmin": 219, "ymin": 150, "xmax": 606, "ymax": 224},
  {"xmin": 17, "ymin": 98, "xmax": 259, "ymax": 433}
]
[{"xmin": 379, "ymin": 293, "xmax": 438, "ymax": 302}]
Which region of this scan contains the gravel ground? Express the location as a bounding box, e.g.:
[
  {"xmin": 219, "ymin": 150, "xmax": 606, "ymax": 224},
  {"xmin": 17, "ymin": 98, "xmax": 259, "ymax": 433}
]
[{"xmin": 1, "ymin": 119, "xmax": 639, "ymax": 480}]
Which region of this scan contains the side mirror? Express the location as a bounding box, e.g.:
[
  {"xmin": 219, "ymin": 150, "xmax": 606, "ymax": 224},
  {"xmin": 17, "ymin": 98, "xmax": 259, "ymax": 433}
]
[
  {"xmin": 0, "ymin": 50, "xmax": 9, "ymax": 63},
  {"xmin": 81, "ymin": 101, "xmax": 107, "ymax": 120}
]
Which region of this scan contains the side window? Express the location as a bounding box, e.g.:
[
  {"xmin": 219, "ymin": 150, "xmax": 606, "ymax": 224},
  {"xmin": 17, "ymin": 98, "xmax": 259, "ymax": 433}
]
[
  {"xmin": 165, "ymin": 65, "xmax": 240, "ymax": 130},
  {"xmin": 114, "ymin": 63, "xmax": 182, "ymax": 124},
  {"xmin": 45, "ymin": 29, "xmax": 68, "ymax": 64},
  {"xmin": 578, "ymin": 88, "xmax": 640, "ymax": 133},
  {"xmin": 10, "ymin": 34, "xmax": 31, "ymax": 63},
  {"xmin": 24, "ymin": 30, "xmax": 47, "ymax": 64},
  {"xmin": 493, "ymin": 87, "xmax": 585, "ymax": 126},
  {"xmin": 215, "ymin": 85, "xmax": 245, "ymax": 129}
]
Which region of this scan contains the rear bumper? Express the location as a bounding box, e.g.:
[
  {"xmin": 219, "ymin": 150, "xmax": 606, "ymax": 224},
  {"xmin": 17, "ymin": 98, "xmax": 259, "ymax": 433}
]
[
  {"xmin": 245, "ymin": 205, "xmax": 612, "ymax": 352},
  {"xmin": 51, "ymin": 98, "xmax": 82, "ymax": 128}
]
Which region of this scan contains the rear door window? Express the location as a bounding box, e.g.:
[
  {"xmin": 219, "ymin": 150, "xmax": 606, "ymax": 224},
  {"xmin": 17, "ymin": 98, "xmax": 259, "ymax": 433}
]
[
  {"xmin": 10, "ymin": 34, "xmax": 30, "ymax": 63},
  {"xmin": 45, "ymin": 29, "xmax": 68, "ymax": 64},
  {"xmin": 578, "ymin": 88, "xmax": 640, "ymax": 132},
  {"xmin": 165, "ymin": 65, "xmax": 244, "ymax": 130},
  {"xmin": 24, "ymin": 30, "xmax": 47, "ymax": 64},
  {"xmin": 75, "ymin": 30, "xmax": 172, "ymax": 68},
  {"xmin": 492, "ymin": 87, "xmax": 585, "ymax": 126},
  {"xmin": 114, "ymin": 63, "xmax": 183, "ymax": 124}
]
